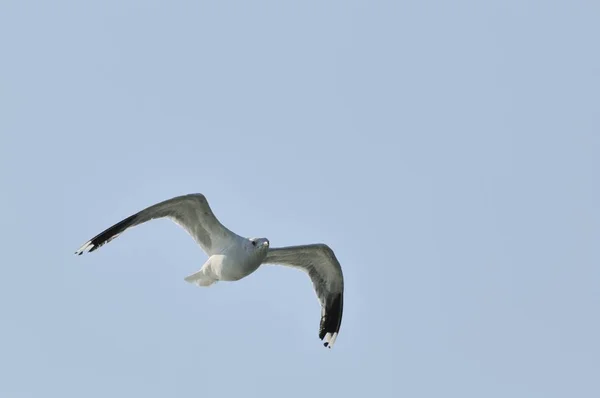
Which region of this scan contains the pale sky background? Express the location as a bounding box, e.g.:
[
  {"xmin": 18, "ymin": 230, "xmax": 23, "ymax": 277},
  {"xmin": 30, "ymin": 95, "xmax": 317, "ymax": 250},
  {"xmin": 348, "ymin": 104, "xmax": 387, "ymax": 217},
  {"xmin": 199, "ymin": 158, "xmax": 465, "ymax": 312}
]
[{"xmin": 1, "ymin": 1, "xmax": 599, "ymax": 397}]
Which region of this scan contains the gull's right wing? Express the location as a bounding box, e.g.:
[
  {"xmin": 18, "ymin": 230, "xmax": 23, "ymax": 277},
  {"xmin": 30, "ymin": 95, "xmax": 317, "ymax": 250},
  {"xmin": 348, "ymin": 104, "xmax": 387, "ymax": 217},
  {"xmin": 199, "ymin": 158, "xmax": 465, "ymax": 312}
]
[{"xmin": 75, "ymin": 193, "xmax": 238, "ymax": 256}]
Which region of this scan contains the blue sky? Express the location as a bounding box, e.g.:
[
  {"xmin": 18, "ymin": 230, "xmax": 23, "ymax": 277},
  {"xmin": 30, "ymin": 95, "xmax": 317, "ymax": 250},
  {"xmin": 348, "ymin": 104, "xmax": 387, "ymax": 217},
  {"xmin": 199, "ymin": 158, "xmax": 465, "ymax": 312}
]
[{"xmin": 1, "ymin": 1, "xmax": 598, "ymax": 397}]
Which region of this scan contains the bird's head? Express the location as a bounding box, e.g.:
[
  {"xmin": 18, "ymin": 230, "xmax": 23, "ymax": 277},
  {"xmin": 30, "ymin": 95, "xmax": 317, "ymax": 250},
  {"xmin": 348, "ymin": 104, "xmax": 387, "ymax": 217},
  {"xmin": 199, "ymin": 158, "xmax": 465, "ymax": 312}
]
[{"xmin": 249, "ymin": 237, "xmax": 270, "ymax": 255}]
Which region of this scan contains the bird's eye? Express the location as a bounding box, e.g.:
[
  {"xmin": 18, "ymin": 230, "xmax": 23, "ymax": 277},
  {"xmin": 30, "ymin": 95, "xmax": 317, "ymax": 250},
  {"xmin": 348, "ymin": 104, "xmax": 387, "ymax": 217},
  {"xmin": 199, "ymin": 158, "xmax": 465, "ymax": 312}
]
[{"xmin": 252, "ymin": 241, "xmax": 256, "ymax": 246}]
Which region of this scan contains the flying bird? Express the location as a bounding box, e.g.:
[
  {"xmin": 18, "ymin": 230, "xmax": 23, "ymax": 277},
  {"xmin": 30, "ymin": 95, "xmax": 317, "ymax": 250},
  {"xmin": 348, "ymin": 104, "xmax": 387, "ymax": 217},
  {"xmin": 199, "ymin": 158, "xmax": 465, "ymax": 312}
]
[{"xmin": 75, "ymin": 193, "xmax": 344, "ymax": 348}]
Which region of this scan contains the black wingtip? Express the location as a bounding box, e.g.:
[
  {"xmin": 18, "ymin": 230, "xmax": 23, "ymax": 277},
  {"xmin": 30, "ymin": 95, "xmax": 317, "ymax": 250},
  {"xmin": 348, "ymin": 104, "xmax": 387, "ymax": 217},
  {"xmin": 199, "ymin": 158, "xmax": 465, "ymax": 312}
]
[
  {"xmin": 319, "ymin": 293, "xmax": 343, "ymax": 340},
  {"xmin": 81, "ymin": 214, "xmax": 138, "ymax": 254}
]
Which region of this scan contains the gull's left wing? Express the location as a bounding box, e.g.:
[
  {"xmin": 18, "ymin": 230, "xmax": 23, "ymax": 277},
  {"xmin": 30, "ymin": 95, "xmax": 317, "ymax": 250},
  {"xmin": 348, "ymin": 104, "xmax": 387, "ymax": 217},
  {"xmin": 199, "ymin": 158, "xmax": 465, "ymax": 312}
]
[{"xmin": 262, "ymin": 244, "xmax": 344, "ymax": 348}]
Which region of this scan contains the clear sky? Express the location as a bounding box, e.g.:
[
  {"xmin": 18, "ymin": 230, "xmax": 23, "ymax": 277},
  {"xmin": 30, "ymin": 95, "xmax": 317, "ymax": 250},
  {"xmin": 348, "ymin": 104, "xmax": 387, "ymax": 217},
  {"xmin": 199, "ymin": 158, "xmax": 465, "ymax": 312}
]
[{"xmin": 1, "ymin": 1, "xmax": 598, "ymax": 397}]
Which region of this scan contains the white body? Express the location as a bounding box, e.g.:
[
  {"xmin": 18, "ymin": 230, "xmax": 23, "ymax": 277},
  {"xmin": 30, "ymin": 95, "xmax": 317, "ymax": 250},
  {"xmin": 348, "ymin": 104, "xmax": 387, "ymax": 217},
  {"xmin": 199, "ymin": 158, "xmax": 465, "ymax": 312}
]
[{"xmin": 185, "ymin": 236, "xmax": 269, "ymax": 286}]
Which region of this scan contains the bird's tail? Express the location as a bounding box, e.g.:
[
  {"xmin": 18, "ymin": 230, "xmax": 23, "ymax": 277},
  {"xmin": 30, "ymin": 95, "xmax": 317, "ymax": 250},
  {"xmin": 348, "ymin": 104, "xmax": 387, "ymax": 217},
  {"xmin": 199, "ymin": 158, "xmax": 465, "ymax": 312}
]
[{"xmin": 184, "ymin": 269, "xmax": 217, "ymax": 287}]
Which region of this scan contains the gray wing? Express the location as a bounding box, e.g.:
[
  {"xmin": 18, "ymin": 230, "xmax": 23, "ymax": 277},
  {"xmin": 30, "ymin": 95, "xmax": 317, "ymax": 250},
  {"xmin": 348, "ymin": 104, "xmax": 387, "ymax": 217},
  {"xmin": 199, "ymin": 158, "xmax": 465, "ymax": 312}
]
[
  {"xmin": 262, "ymin": 244, "xmax": 344, "ymax": 348},
  {"xmin": 75, "ymin": 193, "xmax": 238, "ymax": 256}
]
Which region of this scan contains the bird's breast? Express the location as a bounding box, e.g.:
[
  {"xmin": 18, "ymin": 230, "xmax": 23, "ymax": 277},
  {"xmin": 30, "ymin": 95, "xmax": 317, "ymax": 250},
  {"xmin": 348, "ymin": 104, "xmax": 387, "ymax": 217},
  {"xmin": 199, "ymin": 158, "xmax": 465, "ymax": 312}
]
[{"xmin": 212, "ymin": 251, "xmax": 261, "ymax": 281}]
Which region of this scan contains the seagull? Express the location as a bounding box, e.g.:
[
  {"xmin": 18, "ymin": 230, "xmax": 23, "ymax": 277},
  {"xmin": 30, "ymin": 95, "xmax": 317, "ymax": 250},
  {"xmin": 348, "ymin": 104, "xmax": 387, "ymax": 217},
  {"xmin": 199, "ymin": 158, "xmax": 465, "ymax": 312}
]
[{"xmin": 75, "ymin": 193, "xmax": 344, "ymax": 348}]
